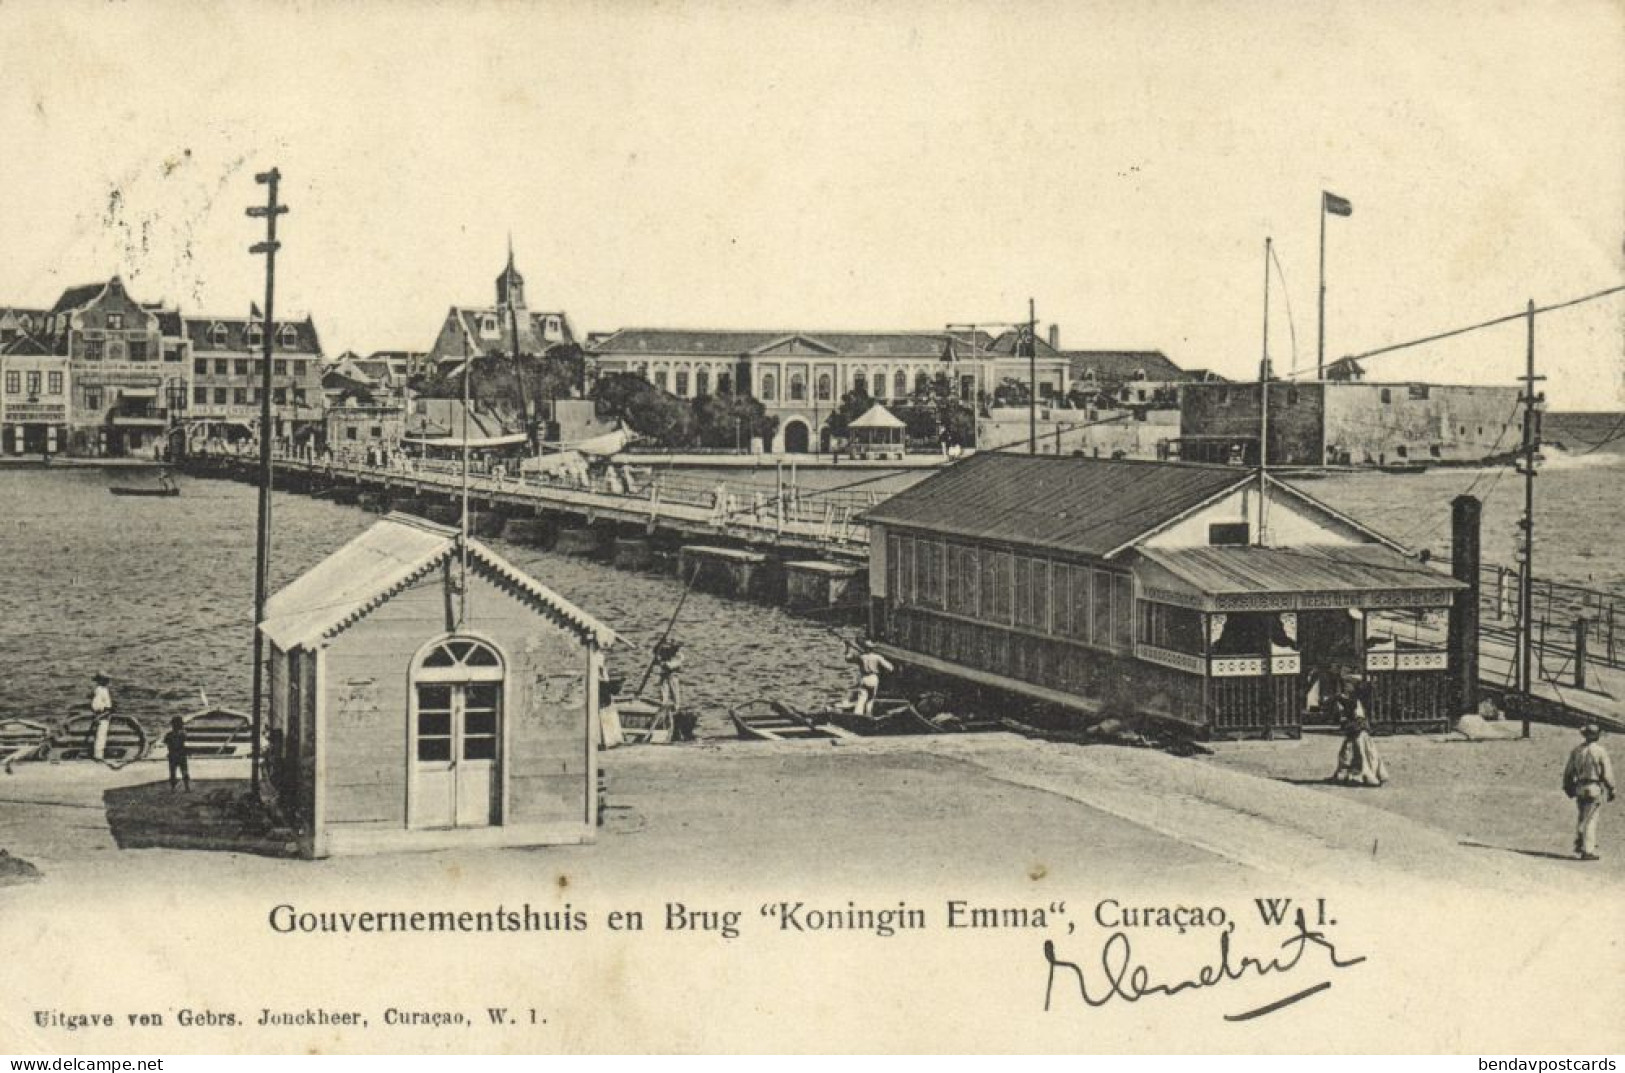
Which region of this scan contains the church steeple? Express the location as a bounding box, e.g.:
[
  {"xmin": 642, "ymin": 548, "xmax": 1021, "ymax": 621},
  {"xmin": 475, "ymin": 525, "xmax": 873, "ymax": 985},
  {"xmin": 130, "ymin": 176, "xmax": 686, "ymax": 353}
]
[{"xmin": 496, "ymin": 235, "xmax": 526, "ymax": 310}]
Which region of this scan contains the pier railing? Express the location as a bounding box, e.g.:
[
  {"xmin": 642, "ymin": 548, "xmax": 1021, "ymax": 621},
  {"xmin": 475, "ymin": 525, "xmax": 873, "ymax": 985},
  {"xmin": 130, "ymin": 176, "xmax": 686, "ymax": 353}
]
[{"xmin": 196, "ymin": 444, "xmax": 873, "ymax": 553}]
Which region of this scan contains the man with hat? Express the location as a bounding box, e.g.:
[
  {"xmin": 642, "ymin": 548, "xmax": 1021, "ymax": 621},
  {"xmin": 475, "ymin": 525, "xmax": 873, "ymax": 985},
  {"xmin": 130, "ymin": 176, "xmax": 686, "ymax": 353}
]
[
  {"xmin": 1563, "ymin": 722, "xmax": 1615, "ymax": 861},
  {"xmin": 88, "ymin": 673, "xmax": 114, "ymax": 761}
]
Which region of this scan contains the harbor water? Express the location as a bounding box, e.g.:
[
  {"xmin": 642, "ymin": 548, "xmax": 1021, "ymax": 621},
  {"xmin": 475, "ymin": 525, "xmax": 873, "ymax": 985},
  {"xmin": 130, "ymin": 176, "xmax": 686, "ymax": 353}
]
[
  {"xmin": 1, "ymin": 417, "xmax": 1620, "ymax": 730},
  {"xmin": 0, "ymin": 465, "xmax": 856, "ymax": 732}
]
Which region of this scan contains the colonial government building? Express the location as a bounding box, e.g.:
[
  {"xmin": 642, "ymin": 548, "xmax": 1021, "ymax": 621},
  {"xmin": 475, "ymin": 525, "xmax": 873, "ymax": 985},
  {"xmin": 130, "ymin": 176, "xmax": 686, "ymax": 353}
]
[{"xmin": 586, "ymin": 327, "xmax": 1073, "ymax": 453}]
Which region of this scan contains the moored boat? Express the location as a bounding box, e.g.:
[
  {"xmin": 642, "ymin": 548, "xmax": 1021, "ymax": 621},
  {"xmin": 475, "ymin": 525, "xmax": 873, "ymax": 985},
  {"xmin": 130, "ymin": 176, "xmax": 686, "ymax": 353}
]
[
  {"xmin": 817, "ymin": 694, "xmax": 942, "ymax": 736},
  {"xmin": 44, "ymin": 713, "xmax": 149, "ymax": 762},
  {"xmin": 730, "ymin": 699, "xmax": 856, "ymax": 742},
  {"xmin": 109, "ymin": 485, "xmax": 180, "ymax": 497},
  {"xmin": 147, "ymin": 707, "xmax": 256, "ymax": 759},
  {"xmin": 0, "ymin": 719, "xmax": 51, "ymax": 767}
]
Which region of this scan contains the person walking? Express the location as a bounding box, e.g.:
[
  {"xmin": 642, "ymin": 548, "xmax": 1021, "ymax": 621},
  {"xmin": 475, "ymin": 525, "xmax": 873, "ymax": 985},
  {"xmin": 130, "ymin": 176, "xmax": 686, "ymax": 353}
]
[
  {"xmin": 845, "ymin": 638, "xmax": 895, "ymax": 717},
  {"xmin": 1563, "ymin": 722, "xmax": 1615, "ymax": 861},
  {"xmin": 163, "ymin": 716, "xmax": 192, "ymax": 793}
]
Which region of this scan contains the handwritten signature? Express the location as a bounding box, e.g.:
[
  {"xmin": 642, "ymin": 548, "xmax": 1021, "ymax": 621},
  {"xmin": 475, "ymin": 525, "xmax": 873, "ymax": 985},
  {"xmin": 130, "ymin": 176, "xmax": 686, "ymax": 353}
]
[{"xmin": 1044, "ymin": 912, "xmax": 1365, "ymax": 1020}]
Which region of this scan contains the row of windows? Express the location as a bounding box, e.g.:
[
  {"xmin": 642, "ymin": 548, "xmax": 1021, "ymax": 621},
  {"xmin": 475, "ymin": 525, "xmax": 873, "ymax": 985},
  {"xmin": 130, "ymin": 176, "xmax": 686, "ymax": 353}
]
[
  {"xmin": 478, "ymin": 315, "xmax": 562, "ymax": 338},
  {"xmin": 205, "ymin": 324, "xmax": 304, "ymax": 350},
  {"xmin": 194, "ymin": 357, "xmax": 312, "ymax": 378},
  {"xmin": 193, "ymin": 386, "xmax": 307, "ymax": 406},
  {"xmin": 3, "ymin": 371, "xmax": 63, "ymax": 395},
  {"xmin": 887, "ymin": 533, "xmax": 1134, "ymax": 652},
  {"xmin": 652, "ymin": 368, "xmax": 735, "ymax": 398},
  {"xmin": 79, "ymin": 338, "xmax": 177, "ymax": 362}
]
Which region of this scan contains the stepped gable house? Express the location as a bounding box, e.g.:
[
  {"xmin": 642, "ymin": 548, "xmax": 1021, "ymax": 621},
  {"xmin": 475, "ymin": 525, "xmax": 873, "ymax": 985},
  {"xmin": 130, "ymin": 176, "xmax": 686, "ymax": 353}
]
[
  {"xmin": 587, "ymin": 327, "xmax": 1072, "ymax": 454},
  {"xmin": 41, "ymin": 276, "xmax": 191, "ymax": 457},
  {"xmin": 862, "ymin": 454, "xmax": 1466, "ymax": 739},
  {"xmin": 261, "ymin": 514, "xmax": 617, "ymax": 857},
  {"xmin": 424, "ymin": 247, "xmax": 576, "ymax": 373}
]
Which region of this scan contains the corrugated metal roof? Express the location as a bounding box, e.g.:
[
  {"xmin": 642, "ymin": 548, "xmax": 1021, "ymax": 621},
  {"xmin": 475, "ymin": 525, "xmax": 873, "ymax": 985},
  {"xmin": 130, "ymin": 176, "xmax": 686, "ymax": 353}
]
[
  {"xmin": 862, "ymin": 454, "xmax": 1250, "ymax": 558},
  {"xmin": 262, "ymin": 515, "xmax": 617, "ymax": 651},
  {"xmin": 1137, "ymin": 544, "xmax": 1463, "ymax": 597}
]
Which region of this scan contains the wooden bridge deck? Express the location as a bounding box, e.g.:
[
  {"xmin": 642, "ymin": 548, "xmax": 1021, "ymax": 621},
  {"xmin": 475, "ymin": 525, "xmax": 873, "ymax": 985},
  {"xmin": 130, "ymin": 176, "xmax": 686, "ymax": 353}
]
[{"xmin": 185, "ymin": 451, "xmax": 871, "ymax": 561}]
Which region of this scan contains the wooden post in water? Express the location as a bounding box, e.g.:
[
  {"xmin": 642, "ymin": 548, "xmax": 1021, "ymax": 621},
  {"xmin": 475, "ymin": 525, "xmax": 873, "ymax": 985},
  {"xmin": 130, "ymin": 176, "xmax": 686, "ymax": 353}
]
[{"xmin": 1448, "ymin": 495, "xmax": 1481, "ymax": 718}]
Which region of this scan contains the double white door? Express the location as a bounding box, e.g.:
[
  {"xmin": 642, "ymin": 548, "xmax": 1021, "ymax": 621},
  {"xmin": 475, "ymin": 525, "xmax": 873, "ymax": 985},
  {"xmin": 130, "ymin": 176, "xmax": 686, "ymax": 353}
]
[{"xmin": 413, "ymin": 682, "xmax": 500, "ymax": 828}]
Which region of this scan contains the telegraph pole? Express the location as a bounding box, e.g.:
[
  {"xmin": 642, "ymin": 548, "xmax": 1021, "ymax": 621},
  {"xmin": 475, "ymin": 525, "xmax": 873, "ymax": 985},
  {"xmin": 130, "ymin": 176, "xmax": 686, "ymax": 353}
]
[
  {"xmin": 247, "ymin": 167, "xmax": 287, "ymax": 796},
  {"xmin": 1515, "ymin": 298, "xmax": 1543, "ymax": 738}
]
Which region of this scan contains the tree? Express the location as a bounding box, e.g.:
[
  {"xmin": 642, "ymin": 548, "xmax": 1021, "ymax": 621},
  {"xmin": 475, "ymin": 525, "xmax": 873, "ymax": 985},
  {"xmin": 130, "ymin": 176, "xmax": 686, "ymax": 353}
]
[
  {"xmin": 691, "ymin": 392, "xmax": 778, "ymax": 450},
  {"xmin": 895, "ymin": 373, "xmax": 977, "ymax": 449},
  {"xmin": 415, "ymin": 342, "xmax": 589, "ymax": 451},
  {"xmin": 992, "ymin": 377, "xmax": 1031, "ymax": 407},
  {"xmin": 822, "ymin": 388, "xmax": 874, "ymax": 442},
  {"xmin": 591, "ymin": 372, "xmax": 695, "ymax": 448}
]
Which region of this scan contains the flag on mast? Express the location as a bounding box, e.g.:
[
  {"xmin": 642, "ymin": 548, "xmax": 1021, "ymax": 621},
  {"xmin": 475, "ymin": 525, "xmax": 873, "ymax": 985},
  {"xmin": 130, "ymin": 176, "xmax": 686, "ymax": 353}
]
[{"xmin": 1323, "ymin": 191, "xmax": 1353, "ymax": 217}]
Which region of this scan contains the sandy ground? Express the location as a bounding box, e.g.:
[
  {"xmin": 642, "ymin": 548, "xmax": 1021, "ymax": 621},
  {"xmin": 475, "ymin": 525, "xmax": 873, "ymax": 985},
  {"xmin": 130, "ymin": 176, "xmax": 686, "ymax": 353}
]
[
  {"xmin": 3, "ymin": 731, "xmax": 1622, "ymax": 1054},
  {"xmin": 1204, "ymin": 721, "xmax": 1623, "ymax": 879},
  {"xmin": 1, "ymin": 726, "xmax": 1616, "ymax": 897}
]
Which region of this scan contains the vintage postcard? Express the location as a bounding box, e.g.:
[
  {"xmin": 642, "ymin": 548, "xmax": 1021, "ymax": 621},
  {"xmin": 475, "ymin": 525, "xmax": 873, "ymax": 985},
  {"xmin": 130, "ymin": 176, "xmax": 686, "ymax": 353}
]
[{"xmin": 1, "ymin": 0, "xmax": 1621, "ymax": 1056}]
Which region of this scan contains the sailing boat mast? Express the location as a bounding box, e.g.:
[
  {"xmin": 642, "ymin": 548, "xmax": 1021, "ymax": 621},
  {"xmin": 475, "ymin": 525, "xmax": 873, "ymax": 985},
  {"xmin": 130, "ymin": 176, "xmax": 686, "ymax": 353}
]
[{"xmin": 1257, "ymin": 236, "xmax": 1271, "ymax": 546}]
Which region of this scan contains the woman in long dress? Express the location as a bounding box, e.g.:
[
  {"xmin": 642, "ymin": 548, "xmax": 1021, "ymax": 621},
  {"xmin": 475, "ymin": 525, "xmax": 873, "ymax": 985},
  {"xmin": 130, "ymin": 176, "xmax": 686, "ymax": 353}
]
[{"xmin": 1333, "ymin": 710, "xmax": 1388, "ymax": 786}]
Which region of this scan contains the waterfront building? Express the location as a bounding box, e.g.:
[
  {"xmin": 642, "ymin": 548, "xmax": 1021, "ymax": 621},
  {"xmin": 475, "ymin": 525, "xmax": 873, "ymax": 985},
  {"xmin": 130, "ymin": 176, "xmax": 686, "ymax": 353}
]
[
  {"xmin": 863, "ymin": 454, "xmax": 1464, "ymax": 738},
  {"xmin": 324, "ymin": 400, "xmax": 405, "ymax": 461},
  {"xmin": 587, "ymin": 327, "xmax": 1072, "ymax": 453},
  {"xmin": 1176, "ymin": 380, "xmax": 1522, "ymax": 466},
  {"xmin": 356, "ymin": 350, "xmax": 419, "ymax": 403},
  {"xmin": 1065, "ymin": 348, "xmax": 1192, "ymax": 406},
  {"xmin": 320, "ymin": 353, "xmax": 382, "ymax": 409},
  {"xmin": 261, "ymin": 513, "xmax": 616, "ymax": 857},
  {"xmin": 34, "ymin": 278, "xmax": 191, "ymax": 455},
  {"xmin": 424, "ymin": 247, "xmax": 576, "ymax": 372},
  {"xmin": 182, "ymin": 312, "xmax": 325, "ymax": 445},
  {"xmin": 0, "ymin": 345, "xmax": 71, "ymax": 455}
]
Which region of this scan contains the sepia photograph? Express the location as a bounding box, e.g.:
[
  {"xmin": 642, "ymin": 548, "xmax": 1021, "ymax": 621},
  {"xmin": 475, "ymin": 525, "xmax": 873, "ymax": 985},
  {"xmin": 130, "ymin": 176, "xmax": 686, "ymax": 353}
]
[{"xmin": 0, "ymin": 0, "xmax": 1621, "ymax": 1057}]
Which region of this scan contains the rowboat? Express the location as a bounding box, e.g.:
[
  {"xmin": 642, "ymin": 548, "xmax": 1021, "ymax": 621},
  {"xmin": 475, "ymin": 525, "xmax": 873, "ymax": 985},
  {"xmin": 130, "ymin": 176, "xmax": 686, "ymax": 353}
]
[
  {"xmin": 0, "ymin": 719, "xmax": 51, "ymax": 767},
  {"xmin": 44, "ymin": 714, "xmax": 149, "ymax": 762},
  {"xmin": 730, "ymin": 699, "xmax": 857, "ymax": 742},
  {"xmin": 818, "ymin": 694, "xmax": 943, "ymax": 736},
  {"xmin": 613, "ymin": 699, "xmax": 673, "ymax": 745},
  {"xmin": 109, "ymin": 486, "xmax": 180, "ymax": 497},
  {"xmin": 146, "ymin": 707, "xmax": 256, "ymax": 759}
]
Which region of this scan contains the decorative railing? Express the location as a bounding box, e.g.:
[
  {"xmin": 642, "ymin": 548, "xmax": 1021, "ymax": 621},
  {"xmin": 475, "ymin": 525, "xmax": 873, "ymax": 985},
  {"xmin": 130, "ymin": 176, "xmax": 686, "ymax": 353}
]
[
  {"xmin": 1365, "ymin": 648, "xmax": 1447, "ymax": 673},
  {"xmin": 1210, "ymin": 657, "xmax": 1267, "ymax": 678},
  {"xmin": 1134, "ymin": 644, "xmax": 1205, "ymax": 675}
]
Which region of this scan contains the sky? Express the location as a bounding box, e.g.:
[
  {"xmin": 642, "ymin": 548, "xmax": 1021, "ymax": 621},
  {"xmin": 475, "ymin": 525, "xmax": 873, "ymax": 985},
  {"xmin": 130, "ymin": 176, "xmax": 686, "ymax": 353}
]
[{"xmin": 0, "ymin": 0, "xmax": 1620, "ymax": 408}]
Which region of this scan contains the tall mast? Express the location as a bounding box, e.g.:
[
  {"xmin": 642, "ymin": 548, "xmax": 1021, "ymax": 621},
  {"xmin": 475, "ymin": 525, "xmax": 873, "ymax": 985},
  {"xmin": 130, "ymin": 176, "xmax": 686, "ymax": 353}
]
[{"xmin": 1258, "ymin": 236, "xmax": 1271, "ymax": 546}]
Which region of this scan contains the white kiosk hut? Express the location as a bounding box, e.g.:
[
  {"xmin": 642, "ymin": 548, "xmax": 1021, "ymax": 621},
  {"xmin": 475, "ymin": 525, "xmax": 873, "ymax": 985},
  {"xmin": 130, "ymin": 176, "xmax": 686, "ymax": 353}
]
[
  {"xmin": 261, "ymin": 513, "xmax": 617, "ymax": 857},
  {"xmin": 847, "ymin": 402, "xmax": 906, "ymax": 460}
]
